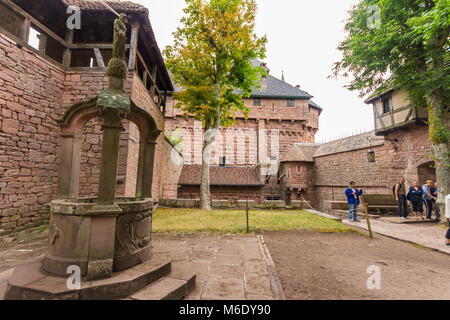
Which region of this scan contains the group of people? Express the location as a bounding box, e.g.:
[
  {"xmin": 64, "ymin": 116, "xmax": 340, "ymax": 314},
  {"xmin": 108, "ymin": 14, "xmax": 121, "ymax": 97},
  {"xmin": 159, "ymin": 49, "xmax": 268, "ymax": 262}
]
[
  {"xmin": 394, "ymin": 178, "xmax": 439, "ymax": 221},
  {"xmin": 345, "ymin": 179, "xmax": 450, "ymax": 247}
]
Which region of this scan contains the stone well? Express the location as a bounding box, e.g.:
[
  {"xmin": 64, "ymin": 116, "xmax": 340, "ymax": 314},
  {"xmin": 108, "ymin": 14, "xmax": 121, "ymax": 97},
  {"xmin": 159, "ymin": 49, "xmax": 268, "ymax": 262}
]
[{"xmin": 42, "ymin": 197, "xmax": 154, "ymax": 277}]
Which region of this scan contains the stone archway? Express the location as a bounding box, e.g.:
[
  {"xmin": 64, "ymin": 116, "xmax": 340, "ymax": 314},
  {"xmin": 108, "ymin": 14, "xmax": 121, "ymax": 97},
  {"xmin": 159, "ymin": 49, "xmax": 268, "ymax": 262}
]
[
  {"xmin": 55, "ymin": 97, "xmax": 162, "ymax": 200},
  {"xmin": 417, "ymin": 161, "xmax": 436, "ymax": 185}
]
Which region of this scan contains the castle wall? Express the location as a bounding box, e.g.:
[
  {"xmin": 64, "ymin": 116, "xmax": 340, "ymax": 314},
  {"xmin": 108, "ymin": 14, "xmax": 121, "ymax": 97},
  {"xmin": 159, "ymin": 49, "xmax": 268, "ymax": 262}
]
[
  {"xmin": 0, "ymin": 32, "xmax": 178, "ymax": 233},
  {"xmin": 313, "ymin": 126, "xmax": 434, "ymax": 212}
]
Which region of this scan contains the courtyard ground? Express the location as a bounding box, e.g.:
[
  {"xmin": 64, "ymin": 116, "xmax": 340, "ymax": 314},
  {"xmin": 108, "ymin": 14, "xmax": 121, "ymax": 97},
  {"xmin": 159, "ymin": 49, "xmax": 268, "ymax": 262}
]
[
  {"xmin": 0, "ymin": 209, "xmax": 449, "ymax": 300},
  {"xmin": 264, "ymin": 230, "xmax": 450, "ymax": 300}
]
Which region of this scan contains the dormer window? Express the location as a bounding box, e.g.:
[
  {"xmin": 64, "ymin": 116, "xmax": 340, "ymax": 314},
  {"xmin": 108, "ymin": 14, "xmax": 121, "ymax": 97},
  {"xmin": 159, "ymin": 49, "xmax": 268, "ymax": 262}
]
[
  {"xmin": 382, "ymin": 96, "xmax": 392, "ymax": 114},
  {"xmin": 261, "ymin": 77, "xmax": 267, "ymax": 92}
]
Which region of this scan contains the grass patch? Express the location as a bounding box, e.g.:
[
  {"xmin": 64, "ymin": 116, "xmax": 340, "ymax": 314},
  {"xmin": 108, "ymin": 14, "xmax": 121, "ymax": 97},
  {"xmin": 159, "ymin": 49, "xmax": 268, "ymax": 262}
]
[{"xmin": 153, "ymin": 208, "xmax": 352, "ymax": 234}]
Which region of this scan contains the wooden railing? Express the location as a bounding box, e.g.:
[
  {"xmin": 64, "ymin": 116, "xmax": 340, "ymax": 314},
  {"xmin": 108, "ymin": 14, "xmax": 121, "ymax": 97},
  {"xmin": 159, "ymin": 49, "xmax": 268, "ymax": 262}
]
[{"xmin": 0, "ymin": 0, "xmax": 167, "ymax": 113}]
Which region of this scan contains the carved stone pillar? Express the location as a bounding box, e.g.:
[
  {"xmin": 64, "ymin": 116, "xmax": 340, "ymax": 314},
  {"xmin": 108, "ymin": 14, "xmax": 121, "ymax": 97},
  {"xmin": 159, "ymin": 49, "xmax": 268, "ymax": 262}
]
[
  {"xmin": 56, "ymin": 133, "xmax": 83, "ymax": 199},
  {"xmin": 135, "ymin": 133, "xmax": 160, "ymax": 199}
]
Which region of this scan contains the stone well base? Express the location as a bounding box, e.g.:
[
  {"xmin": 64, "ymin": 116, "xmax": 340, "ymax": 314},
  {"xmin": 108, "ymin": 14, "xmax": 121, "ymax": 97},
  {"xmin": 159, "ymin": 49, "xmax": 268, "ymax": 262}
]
[
  {"xmin": 43, "ymin": 197, "xmax": 154, "ymax": 278},
  {"xmin": 4, "ymin": 254, "xmax": 196, "ymax": 300}
]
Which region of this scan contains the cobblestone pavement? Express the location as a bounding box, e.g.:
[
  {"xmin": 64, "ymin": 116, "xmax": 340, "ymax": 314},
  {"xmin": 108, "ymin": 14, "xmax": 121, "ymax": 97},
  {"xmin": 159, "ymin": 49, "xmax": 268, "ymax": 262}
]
[
  {"xmin": 343, "ymin": 218, "xmax": 450, "ymax": 255},
  {"xmin": 152, "ymin": 234, "xmax": 278, "ymax": 300},
  {"xmin": 0, "ymin": 231, "xmax": 280, "ymax": 300}
]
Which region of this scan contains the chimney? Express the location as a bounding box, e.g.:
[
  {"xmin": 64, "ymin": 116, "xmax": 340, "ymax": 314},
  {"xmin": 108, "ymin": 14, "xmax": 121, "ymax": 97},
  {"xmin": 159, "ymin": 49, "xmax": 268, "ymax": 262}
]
[
  {"xmin": 295, "ymin": 84, "xmax": 301, "ymax": 90},
  {"xmin": 261, "ymin": 62, "xmax": 270, "ymax": 74}
]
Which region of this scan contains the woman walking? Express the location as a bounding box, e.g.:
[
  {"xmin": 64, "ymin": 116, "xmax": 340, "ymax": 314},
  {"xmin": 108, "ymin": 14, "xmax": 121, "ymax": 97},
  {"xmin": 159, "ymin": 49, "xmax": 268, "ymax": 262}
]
[{"xmin": 408, "ymin": 181, "xmax": 424, "ymax": 220}]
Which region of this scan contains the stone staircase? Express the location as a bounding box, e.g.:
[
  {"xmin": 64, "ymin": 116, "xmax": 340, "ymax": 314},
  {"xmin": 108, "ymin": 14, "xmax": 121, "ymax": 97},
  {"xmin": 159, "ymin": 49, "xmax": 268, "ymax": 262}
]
[{"xmin": 4, "ymin": 253, "xmax": 195, "ymax": 300}]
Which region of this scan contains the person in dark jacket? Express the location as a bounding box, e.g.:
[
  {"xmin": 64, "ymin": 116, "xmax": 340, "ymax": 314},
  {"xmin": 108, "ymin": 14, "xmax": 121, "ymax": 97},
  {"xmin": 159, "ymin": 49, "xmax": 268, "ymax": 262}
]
[
  {"xmin": 394, "ymin": 177, "xmax": 408, "ymax": 219},
  {"xmin": 345, "ymin": 181, "xmax": 363, "ymax": 222},
  {"xmin": 408, "ymin": 180, "xmax": 424, "ymax": 220},
  {"xmin": 422, "ymin": 180, "xmax": 437, "ymax": 220},
  {"xmin": 432, "ymin": 182, "xmax": 441, "ymax": 220}
]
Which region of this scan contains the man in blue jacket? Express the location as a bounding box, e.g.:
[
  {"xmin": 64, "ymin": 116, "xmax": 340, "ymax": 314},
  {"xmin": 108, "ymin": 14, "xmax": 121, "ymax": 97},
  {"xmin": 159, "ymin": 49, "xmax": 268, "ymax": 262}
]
[{"xmin": 345, "ymin": 181, "xmax": 363, "ymax": 222}]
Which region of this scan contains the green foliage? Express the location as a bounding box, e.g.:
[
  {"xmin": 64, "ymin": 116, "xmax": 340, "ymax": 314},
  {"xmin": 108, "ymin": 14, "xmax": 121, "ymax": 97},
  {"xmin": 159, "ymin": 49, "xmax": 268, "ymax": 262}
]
[
  {"xmin": 332, "ymin": 0, "xmax": 449, "ymax": 112},
  {"xmin": 164, "ymin": 0, "xmax": 267, "ymax": 129},
  {"xmin": 165, "ymin": 127, "xmax": 184, "ymax": 152}
]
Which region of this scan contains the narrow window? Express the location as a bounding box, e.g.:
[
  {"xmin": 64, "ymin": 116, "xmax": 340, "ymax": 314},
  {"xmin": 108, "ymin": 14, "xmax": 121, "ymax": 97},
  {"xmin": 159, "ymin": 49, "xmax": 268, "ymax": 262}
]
[
  {"xmin": 219, "ymin": 157, "xmax": 226, "ymax": 167},
  {"xmin": 287, "ymin": 99, "xmax": 295, "ymax": 107},
  {"xmin": 382, "ymin": 96, "xmax": 392, "ymax": 114},
  {"xmin": 28, "ymin": 27, "xmax": 40, "ymax": 50}
]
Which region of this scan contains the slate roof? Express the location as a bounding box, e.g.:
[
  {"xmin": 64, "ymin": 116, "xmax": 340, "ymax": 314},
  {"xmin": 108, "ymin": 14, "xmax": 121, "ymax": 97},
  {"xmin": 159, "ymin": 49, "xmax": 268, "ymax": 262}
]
[
  {"xmin": 61, "ymin": 0, "xmax": 173, "ymax": 91},
  {"xmin": 178, "ymin": 165, "xmax": 264, "ymax": 186},
  {"xmin": 313, "ymin": 131, "xmax": 385, "ymax": 158},
  {"xmin": 62, "ymin": 0, "xmax": 147, "ymax": 12},
  {"xmin": 283, "ymin": 143, "xmax": 320, "ymax": 162},
  {"xmin": 250, "ymin": 60, "xmax": 312, "ymax": 99},
  {"xmin": 308, "ymin": 100, "xmax": 322, "ymax": 111}
]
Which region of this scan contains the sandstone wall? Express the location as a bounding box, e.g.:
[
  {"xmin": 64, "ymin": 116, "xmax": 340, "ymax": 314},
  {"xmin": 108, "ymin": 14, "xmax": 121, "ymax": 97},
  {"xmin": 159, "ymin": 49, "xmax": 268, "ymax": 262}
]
[
  {"xmin": 178, "ymin": 185, "xmax": 263, "ymax": 204},
  {"xmin": 0, "ymin": 32, "xmax": 178, "ymax": 233},
  {"xmin": 0, "ymin": 33, "xmax": 65, "ymax": 232},
  {"xmin": 313, "ymin": 126, "xmax": 434, "ymax": 212}
]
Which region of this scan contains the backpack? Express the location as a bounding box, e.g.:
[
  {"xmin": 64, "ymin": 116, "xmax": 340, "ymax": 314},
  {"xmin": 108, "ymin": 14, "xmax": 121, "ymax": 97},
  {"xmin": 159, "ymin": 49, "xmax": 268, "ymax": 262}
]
[{"xmin": 392, "ymin": 183, "xmax": 398, "ymax": 196}]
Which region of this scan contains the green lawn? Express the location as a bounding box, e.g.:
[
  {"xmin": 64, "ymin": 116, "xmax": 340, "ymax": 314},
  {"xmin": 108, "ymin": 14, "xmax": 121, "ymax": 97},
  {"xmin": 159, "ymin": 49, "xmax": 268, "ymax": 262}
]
[{"xmin": 152, "ymin": 208, "xmax": 352, "ymax": 234}]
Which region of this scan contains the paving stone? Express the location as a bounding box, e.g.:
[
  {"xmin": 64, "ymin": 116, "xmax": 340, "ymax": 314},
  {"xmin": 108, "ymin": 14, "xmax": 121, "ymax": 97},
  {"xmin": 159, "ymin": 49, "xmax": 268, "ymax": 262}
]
[
  {"xmin": 244, "ymin": 260, "xmax": 269, "ymax": 276},
  {"xmin": 130, "ymin": 278, "xmax": 187, "ymax": 300},
  {"xmin": 214, "ymin": 254, "xmax": 243, "ymax": 267},
  {"xmin": 202, "ymin": 276, "xmax": 245, "ymax": 300},
  {"xmin": 185, "ymin": 281, "xmax": 206, "ymax": 300},
  {"xmin": 242, "ymin": 247, "xmax": 263, "ymax": 262},
  {"xmin": 186, "ymin": 249, "xmax": 215, "ymax": 263},
  {"xmin": 246, "ymin": 294, "xmax": 275, "ymax": 300},
  {"xmin": 244, "ymin": 273, "xmax": 273, "ymax": 296},
  {"xmin": 217, "ymin": 246, "xmax": 242, "ymax": 255},
  {"xmin": 171, "ymin": 261, "xmax": 210, "ymax": 283},
  {"xmin": 209, "ymin": 264, "xmax": 243, "ymax": 279}
]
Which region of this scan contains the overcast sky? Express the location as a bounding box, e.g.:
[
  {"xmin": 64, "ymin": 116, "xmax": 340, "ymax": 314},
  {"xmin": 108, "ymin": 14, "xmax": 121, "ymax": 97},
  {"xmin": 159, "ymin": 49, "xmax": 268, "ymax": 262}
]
[{"xmin": 135, "ymin": 0, "xmax": 375, "ymax": 143}]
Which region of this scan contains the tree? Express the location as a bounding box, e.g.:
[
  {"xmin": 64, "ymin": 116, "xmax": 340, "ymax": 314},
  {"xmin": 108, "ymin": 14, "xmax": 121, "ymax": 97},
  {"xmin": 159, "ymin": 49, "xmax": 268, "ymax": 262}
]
[
  {"xmin": 164, "ymin": 0, "xmax": 267, "ymax": 210},
  {"xmin": 332, "ymin": 0, "xmax": 449, "ymax": 214}
]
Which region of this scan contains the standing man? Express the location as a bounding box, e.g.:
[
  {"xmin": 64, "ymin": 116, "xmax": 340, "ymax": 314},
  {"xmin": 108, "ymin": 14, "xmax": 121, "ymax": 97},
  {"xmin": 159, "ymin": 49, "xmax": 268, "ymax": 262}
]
[
  {"xmin": 345, "ymin": 181, "xmax": 363, "ymax": 222},
  {"xmin": 422, "ymin": 180, "xmax": 437, "ymax": 220},
  {"xmin": 394, "ymin": 177, "xmax": 408, "ymax": 219},
  {"xmin": 432, "ymin": 182, "xmax": 441, "ymax": 221}
]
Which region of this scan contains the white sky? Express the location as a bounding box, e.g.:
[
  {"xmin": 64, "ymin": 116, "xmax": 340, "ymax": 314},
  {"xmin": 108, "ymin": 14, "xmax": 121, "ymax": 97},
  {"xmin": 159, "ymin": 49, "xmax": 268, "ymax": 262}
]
[{"xmin": 134, "ymin": 0, "xmax": 375, "ymax": 143}]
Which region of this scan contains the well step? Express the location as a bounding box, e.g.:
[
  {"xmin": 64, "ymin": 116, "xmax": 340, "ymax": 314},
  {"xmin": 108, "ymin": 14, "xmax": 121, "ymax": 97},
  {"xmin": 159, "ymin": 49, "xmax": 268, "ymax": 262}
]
[{"xmin": 129, "ymin": 271, "xmax": 196, "ymax": 300}]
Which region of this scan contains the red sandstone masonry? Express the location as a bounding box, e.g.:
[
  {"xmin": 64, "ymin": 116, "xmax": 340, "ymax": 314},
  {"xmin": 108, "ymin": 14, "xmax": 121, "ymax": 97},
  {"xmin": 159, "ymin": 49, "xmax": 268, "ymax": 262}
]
[
  {"xmin": 313, "ymin": 126, "xmax": 434, "ymax": 212},
  {"xmin": 0, "ymin": 33, "xmax": 179, "ymax": 233}
]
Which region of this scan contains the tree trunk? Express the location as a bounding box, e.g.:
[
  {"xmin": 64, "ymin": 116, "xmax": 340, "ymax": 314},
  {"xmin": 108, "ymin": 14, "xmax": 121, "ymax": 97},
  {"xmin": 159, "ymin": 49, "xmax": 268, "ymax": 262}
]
[
  {"xmin": 428, "ymin": 96, "xmax": 449, "ymax": 219},
  {"xmin": 199, "ymin": 84, "xmax": 221, "ymax": 211},
  {"xmin": 428, "ymin": 35, "xmax": 449, "ymax": 220},
  {"xmin": 200, "ymin": 121, "xmax": 213, "ymax": 210}
]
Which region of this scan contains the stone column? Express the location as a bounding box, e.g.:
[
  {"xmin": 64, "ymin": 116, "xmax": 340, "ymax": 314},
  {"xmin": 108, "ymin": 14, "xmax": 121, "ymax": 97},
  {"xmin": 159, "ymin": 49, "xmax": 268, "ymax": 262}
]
[
  {"xmin": 142, "ymin": 139, "xmax": 157, "ymax": 198},
  {"xmin": 135, "ymin": 136, "xmax": 159, "ymax": 199},
  {"xmin": 85, "ymin": 109, "xmax": 124, "ymax": 280},
  {"xmin": 97, "ymin": 109, "xmax": 124, "ymax": 204},
  {"xmin": 56, "ymin": 133, "xmax": 83, "ymax": 199}
]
